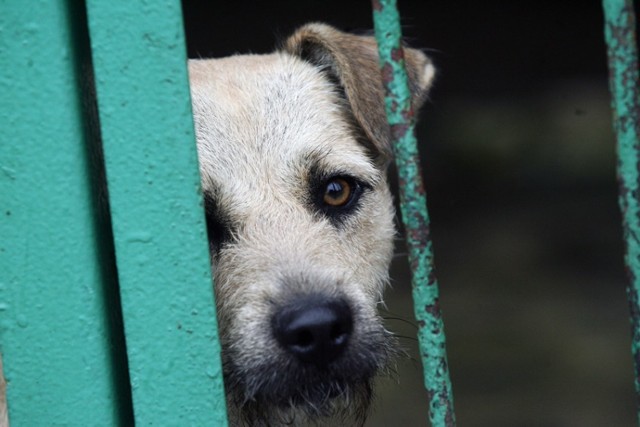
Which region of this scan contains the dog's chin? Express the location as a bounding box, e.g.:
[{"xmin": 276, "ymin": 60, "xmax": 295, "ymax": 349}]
[
  {"xmin": 234, "ymin": 373, "xmax": 374, "ymax": 426},
  {"xmin": 224, "ymin": 330, "xmax": 394, "ymax": 426}
]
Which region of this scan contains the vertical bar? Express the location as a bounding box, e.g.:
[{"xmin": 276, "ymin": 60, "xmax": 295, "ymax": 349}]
[
  {"xmin": 84, "ymin": 1, "xmax": 228, "ymax": 425},
  {"xmin": 603, "ymin": 0, "xmax": 640, "ymax": 423},
  {"xmin": 371, "ymin": 1, "xmax": 456, "ymax": 426},
  {"xmin": 0, "ymin": 1, "xmax": 133, "ymax": 425}
]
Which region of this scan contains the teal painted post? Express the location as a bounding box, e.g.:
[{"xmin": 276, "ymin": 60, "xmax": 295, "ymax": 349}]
[
  {"xmin": 0, "ymin": 1, "xmax": 133, "ymax": 425},
  {"xmin": 372, "ymin": 1, "xmax": 456, "ymax": 426},
  {"xmin": 84, "ymin": 1, "xmax": 228, "ymax": 425},
  {"xmin": 602, "ymin": 0, "xmax": 640, "ymax": 422}
]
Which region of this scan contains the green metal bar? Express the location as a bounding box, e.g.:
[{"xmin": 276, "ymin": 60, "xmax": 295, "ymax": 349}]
[
  {"xmin": 0, "ymin": 1, "xmax": 133, "ymax": 424},
  {"xmin": 84, "ymin": 1, "xmax": 228, "ymax": 425},
  {"xmin": 372, "ymin": 1, "xmax": 456, "ymax": 426},
  {"xmin": 603, "ymin": 0, "xmax": 640, "ymax": 423}
]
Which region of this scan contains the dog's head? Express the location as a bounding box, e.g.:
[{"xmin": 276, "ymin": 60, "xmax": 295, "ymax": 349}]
[{"xmin": 188, "ymin": 23, "xmax": 434, "ymax": 425}]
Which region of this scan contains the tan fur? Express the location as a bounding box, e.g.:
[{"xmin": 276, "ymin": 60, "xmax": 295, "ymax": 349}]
[{"xmin": 190, "ymin": 23, "xmax": 434, "ymax": 425}]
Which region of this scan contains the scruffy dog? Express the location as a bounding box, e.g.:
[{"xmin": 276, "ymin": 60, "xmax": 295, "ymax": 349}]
[{"xmin": 189, "ymin": 23, "xmax": 434, "ymax": 425}]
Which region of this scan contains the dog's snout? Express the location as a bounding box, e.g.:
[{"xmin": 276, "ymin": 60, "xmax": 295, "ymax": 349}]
[{"xmin": 272, "ymin": 297, "xmax": 353, "ymax": 365}]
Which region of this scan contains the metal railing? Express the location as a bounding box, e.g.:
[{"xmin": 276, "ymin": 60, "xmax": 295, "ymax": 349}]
[
  {"xmin": 372, "ymin": 1, "xmax": 455, "ymax": 425},
  {"xmin": 1, "ymin": 1, "xmax": 226, "ymax": 425},
  {"xmin": 1, "ymin": 0, "xmax": 639, "ymax": 425}
]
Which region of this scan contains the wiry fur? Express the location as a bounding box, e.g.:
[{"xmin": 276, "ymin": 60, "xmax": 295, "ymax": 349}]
[{"xmin": 189, "ymin": 23, "xmax": 435, "ymax": 426}]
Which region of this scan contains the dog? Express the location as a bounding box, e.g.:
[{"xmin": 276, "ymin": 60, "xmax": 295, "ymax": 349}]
[{"xmin": 189, "ymin": 23, "xmax": 435, "ymax": 425}]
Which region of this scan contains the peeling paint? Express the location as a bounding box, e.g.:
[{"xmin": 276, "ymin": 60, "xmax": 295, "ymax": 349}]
[{"xmin": 372, "ymin": 1, "xmax": 455, "ymax": 426}]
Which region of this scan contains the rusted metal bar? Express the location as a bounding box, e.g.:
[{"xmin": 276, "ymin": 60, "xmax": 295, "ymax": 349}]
[
  {"xmin": 371, "ymin": 1, "xmax": 455, "ymax": 426},
  {"xmin": 603, "ymin": 0, "xmax": 640, "ymax": 422}
]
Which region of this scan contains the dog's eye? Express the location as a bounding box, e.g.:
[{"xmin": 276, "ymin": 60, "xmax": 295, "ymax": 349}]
[
  {"xmin": 322, "ymin": 178, "xmax": 352, "ymax": 207},
  {"xmin": 311, "ymin": 174, "xmax": 367, "ymax": 223}
]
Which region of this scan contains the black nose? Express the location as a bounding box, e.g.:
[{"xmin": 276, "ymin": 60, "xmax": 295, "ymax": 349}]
[{"xmin": 272, "ymin": 296, "xmax": 353, "ymax": 365}]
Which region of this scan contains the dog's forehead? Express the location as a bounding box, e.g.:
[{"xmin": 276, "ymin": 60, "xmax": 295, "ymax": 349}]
[{"xmin": 188, "ymin": 53, "xmax": 378, "ymax": 196}]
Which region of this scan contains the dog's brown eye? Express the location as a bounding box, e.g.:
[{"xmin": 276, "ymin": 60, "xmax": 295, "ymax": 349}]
[
  {"xmin": 323, "ymin": 178, "xmax": 352, "ymax": 207},
  {"xmin": 312, "ymin": 174, "xmax": 368, "ymax": 223}
]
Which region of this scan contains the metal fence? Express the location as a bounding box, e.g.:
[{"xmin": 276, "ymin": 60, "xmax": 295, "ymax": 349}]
[
  {"xmin": 0, "ymin": 0, "xmax": 638, "ymax": 425},
  {"xmin": 1, "ymin": 1, "xmax": 226, "ymax": 425}
]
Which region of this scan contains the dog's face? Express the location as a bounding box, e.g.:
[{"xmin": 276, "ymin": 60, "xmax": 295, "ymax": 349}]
[{"xmin": 188, "ymin": 24, "xmax": 434, "ymax": 425}]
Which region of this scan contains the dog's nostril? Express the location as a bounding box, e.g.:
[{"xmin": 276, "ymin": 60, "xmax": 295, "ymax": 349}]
[
  {"xmin": 295, "ymin": 330, "xmax": 314, "ymax": 348},
  {"xmin": 272, "ymin": 297, "xmax": 353, "ymax": 365}
]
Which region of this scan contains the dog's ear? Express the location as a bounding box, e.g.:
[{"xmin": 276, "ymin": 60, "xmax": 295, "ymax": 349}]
[{"xmin": 284, "ymin": 23, "xmax": 435, "ymax": 163}]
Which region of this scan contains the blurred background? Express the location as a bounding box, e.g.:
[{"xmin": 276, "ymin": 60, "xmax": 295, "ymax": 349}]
[{"xmin": 181, "ymin": 2, "xmax": 638, "ymax": 425}]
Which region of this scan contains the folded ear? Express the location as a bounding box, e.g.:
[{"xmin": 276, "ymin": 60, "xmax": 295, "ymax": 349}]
[{"xmin": 284, "ymin": 23, "xmax": 435, "ymax": 164}]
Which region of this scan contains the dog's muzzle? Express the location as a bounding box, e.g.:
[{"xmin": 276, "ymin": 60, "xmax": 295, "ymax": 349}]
[{"xmin": 227, "ymin": 290, "xmax": 391, "ymax": 423}]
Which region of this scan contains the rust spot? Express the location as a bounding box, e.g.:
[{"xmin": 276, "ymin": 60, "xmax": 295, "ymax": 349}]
[
  {"xmin": 372, "ymin": 0, "xmax": 382, "ymax": 11},
  {"xmin": 402, "ymin": 108, "xmax": 415, "ymax": 122},
  {"xmin": 444, "ymin": 403, "xmax": 455, "ymax": 426},
  {"xmin": 391, "ymin": 47, "xmax": 405, "ymax": 61},
  {"xmin": 381, "ymin": 62, "xmax": 394, "ymax": 86},
  {"xmin": 426, "ymin": 301, "xmax": 440, "ymax": 317},
  {"xmin": 390, "ymin": 123, "xmax": 410, "ymax": 140}
]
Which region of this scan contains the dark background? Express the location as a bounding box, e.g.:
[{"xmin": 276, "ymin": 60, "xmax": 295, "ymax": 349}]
[{"xmin": 181, "ymin": 2, "xmax": 637, "ymax": 425}]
